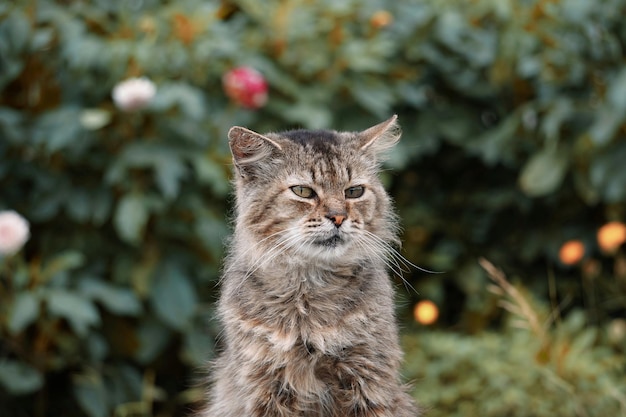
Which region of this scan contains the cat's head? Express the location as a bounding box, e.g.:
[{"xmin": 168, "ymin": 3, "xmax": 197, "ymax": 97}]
[{"xmin": 228, "ymin": 116, "xmax": 401, "ymax": 265}]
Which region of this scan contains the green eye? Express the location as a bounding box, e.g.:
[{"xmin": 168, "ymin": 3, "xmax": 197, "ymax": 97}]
[
  {"xmin": 345, "ymin": 186, "xmax": 365, "ymax": 199},
  {"xmin": 291, "ymin": 185, "xmax": 316, "ymax": 198}
]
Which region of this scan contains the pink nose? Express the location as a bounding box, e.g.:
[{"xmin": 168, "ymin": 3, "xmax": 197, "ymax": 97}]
[{"xmin": 326, "ymin": 214, "xmax": 346, "ymax": 227}]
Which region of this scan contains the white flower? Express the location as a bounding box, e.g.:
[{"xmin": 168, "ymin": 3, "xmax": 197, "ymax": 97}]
[
  {"xmin": 112, "ymin": 77, "xmax": 157, "ymax": 111},
  {"xmin": 0, "ymin": 210, "xmax": 30, "ymax": 256}
]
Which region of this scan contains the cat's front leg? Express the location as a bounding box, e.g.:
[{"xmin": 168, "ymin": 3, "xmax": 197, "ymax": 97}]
[
  {"xmin": 246, "ymin": 380, "xmax": 304, "ymax": 417},
  {"xmin": 323, "ymin": 351, "xmax": 419, "ymax": 417}
]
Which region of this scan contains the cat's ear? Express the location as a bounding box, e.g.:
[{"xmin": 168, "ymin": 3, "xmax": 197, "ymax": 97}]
[
  {"xmin": 228, "ymin": 126, "xmax": 282, "ymax": 177},
  {"xmin": 358, "ymin": 115, "xmax": 401, "ymax": 154}
]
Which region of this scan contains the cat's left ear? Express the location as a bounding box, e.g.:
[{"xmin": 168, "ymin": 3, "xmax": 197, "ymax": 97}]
[
  {"xmin": 358, "ymin": 115, "xmax": 401, "ymax": 154},
  {"xmin": 228, "ymin": 126, "xmax": 283, "ymax": 178}
]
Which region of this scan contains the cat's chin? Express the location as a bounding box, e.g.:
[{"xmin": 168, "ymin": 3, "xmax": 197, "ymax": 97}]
[
  {"xmin": 302, "ymin": 236, "xmax": 355, "ymax": 262},
  {"xmin": 313, "ymin": 235, "xmax": 343, "ymax": 248}
]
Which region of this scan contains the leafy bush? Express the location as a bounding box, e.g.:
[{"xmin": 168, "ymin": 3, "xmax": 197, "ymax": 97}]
[
  {"xmin": 404, "ymin": 320, "xmax": 626, "ymax": 417},
  {"xmin": 1, "ymin": 0, "xmax": 626, "ymax": 416},
  {"xmin": 403, "ymin": 261, "xmax": 626, "ymax": 417}
]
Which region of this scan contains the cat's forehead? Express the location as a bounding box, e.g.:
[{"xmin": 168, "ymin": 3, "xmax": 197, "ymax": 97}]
[
  {"xmin": 279, "ymin": 129, "xmax": 341, "ymax": 146},
  {"xmin": 273, "ymin": 129, "xmax": 349, "ymax": 158},
  {"xmin": 275, "ymin": 128, "xmax": 365, "ymax": 160},
  {"xmin": 269, "ymin": 130, "xmax": 371, "ymax": 186}
]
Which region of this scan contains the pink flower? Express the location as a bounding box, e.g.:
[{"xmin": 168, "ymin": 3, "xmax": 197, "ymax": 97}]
[
  {"xmin": 222, "ymin": 67, "xmax": 268, "ymax": 109},
  {"xmin": 112, "ymin": 77, "xmax": 157, "ymax": 111},
  {"xmin": 0, "ymin": 211, "xmax": 30, "ymax": 256}
]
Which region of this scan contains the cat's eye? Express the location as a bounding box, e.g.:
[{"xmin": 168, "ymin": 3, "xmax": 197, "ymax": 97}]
[
  {"xmin": 291, "ymin": 185, "xmax": 316, "ymax": 198},
  {"xmin": 345, "ymin": 186, "xmax": 365, "ymax": 199}
]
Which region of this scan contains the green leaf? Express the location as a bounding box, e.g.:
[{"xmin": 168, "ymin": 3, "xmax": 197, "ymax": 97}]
[
  {"xmin": 34, "ymin": 108, "xmax": 83, "ymax": 153},
  {"xmin": 541, "ymin": 99, "xmax": 573, "ymax": 142},
  {"xmin": 519, "ymin": 149, "xmax": 569, "ymax": 197},
  {"xmin": 135, "ymin": 318, "xmax": 172, "ymax": 364},
  {"xmin": 91, "ymin": 188, "xmax": 113, "ymax": 226},
  {"xmin": 434, "ymin": 10, "xmax": 465, "ymax": 48},
  {"xmin": 79, "ymin": 278, "xmax": 142, "ymax": 316},
  {"xmin": 1, "ymin": 10, "xmax": 31, "ymax": 52},
  {"xmin": 42, "ymin": 250, "xmax": 85, "ymax": 281},
  {"xmin": 154, "ymin": 154, "xmax": 187, "ymax": 200},
  {"xmin": 104, "ymin": 364, "xmax": 143, "ymax": 406},
  {"xmin": 150, "ymin": 82, "xmax": 206, "ymax": 120},
  {"xmin": 73, "ymin": 371, "xmax": 109, "ymax": 417},
  {"xmin": 0, "ymin": 360, "xmax": 43, "ymax": 395},
  {"xmin": 87, "ymin": 333, "xmax": 109, "ymax": 362},
  {"xmin": 8, "ymin": 292, "xmax": 40, "ymax": 334},
  {"xmin": 114, "ymin": 193, "xmax": 149, "ymax": 245},
  {"xmin": 281, "ymin": 101, "xmax": 332, "ymax": 129},
  {"xmin": 190, "ymin": 154, "xmax": 230, "ymax": 196},
  {"xmin": 469, "ymin": 114, "xmax": 520, "ymax": 165},
  {"xmin": 182, "ymin": 327, "xmax": 214, "ymax": 366},
  {"xmin": 341, "ymin": 39, "xmax": 392, "ymax": 73},
  {"xmin": 589, "ymin": 106, "xmax": 623, "ymax": 146},
  {"xmin": 46, "ymin": 289, "xmax": 100, "ymax": 336},
  {"xmin": 31, "ymin": 27, "xmax": 54, "ymax": 50},
  {"xmin": 607, "ymin": 68, "xmax": 626, "ymax": 111},
  {"xmin": 150, "ymin": 261, "xmax": 197, "ymax": 330},
  {"xmin": 348, "ymin": 79, "xmax": 395, "ymax": 117},
  {"xmin": 561, "ymin": 0, "xmax": 594, "ymax": 23},
  {"xmin": 65, "ymin": 188, "xmax": 92, "ymax": 223},
  {"xmin": 106, "ymin": 144, "xmax": 188, "ymax": 200},
  {"xmin": 196, "ymin": 213, "xmax": 229, "ymax": 258},
  {"xmin": 0, "ymin": 107, "xmax": 24, "ymax": 144},
  {"xmin": 589, "ymin": 144, "xmax": 626, "ymax": 202}
]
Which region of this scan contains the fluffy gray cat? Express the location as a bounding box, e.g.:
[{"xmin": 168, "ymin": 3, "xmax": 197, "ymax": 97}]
[{"xmin": 201, "ymin": 116, "xmax": 419, "ymax": 417}]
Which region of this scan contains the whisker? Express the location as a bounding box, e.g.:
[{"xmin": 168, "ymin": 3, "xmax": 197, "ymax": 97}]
[
  {"xmin": 354, "ymin": 239, "xmax": 405, "ymax": 278},
  {"xmin": 241, "ymin": 233, "xmax": 303, "ymax": 280},
  {"xmin": 228, "ymin": 226, "xmax": 305, "ymax": 294},
  {"xmin": 219, "ymin": 228, "xmax": 294, "ymax": 283},
  {"xmin": 351, "ymin": 235, "xmax": 414, "ymax": 292},
  {"xmin": 362, "ymin": 230, "xmax": 445, "ymax": 275}
]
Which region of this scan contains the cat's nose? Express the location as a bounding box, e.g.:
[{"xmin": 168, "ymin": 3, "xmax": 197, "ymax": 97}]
[{"xmin": 326, "ymin": 213, "xmax": 347, "ymax": 227}]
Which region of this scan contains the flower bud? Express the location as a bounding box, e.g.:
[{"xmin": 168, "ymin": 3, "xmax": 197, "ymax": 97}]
[
  {"xmin": 597, "ymin": 221, "xmax": 626, "ymax": 254},
  {"xmin": 222, "ymin": 67, "xmax": 268, "ymax": 109},
  {"xmin": 558, "ymin": 240, "xmax": 585, "ymax": 266},
  {"xmin": 0, "ymin": 210, "xmax": 30, "ymax": 256},
  {"xmin": 112, "ymin": 77, "xmax": 157, "ymax": 112},
  {"xmin": 370, "ymin": 10, "xmax": 394, "ymax": 29},
  {"xmin": 413, "ymin": 300, "xmax": 439, "ymax": 325}
]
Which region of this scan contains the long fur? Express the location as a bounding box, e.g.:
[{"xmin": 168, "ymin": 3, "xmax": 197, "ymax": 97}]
[{"xmin": 200, "ymin": 116, "xmax": 420, "ymax": 417}]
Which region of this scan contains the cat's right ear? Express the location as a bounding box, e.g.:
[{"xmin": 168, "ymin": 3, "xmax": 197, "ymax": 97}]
[
  {"xmin": 358, "ymin": 115, "xmax": 401, "ymax": 154},
  {"xmin": 228, "ymin": 126, "xmax": 282, "ymax": 178}
]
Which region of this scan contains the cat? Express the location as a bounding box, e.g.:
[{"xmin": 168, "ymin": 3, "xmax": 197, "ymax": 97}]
[{"xmin": 200, "ymin": 115, "xmax": 420, "ymax": 417}]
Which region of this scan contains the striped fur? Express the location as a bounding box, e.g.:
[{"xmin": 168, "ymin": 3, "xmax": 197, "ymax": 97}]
[{"xmin": 200, "ymin": 116, "xmax": 419, "ymax": 417}]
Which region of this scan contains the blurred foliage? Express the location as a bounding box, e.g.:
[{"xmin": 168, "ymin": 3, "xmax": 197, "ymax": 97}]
[
  {"xmin": 403, "ymin": 260, "xmax": 626, "ymax": 417},
  {"xmin": 1, "ymin": 0, "xmax": 626, "ymax": 416},
  {"xmin": 404, "ymin": 314, "xmax": 626, "ymax": 417}
]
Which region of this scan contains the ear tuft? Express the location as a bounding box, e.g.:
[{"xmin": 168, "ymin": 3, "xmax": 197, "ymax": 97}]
[
  {"xmin": 359, "ymin": 115, "xmax": 401, "ymax": 154},
  {"xmin": 228, "ymin": 126, "xmax": 282, "ymax": 170}
]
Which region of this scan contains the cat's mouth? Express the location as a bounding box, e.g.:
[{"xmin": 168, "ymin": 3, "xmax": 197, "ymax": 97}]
[{"xmin": 314, "ymin": 234, "xmax": 343, "ymax": 248}]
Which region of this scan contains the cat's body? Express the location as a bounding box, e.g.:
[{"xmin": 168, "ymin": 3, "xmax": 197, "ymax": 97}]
[{"xmin": 201, "ymin": 116, "xmax": 419, "ymax": 417}]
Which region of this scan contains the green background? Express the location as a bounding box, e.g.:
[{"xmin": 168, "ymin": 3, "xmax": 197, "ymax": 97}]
[{"xmin": 1, "ymin": 1, "xmax": 625, "ymax": 416}]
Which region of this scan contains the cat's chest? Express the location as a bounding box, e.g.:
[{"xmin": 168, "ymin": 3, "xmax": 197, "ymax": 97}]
[
  {"xmin": 258, "ymin": 267, "xmax": 366, "ymax": 320},
  {"xmin": 231, "ymin": 267, "xmax": 372, "ymax": 354}
]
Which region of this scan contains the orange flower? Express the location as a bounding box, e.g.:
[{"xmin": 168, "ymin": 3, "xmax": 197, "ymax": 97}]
[
  {"xmin": 597, "ymin": 221, "xmax": 626, "ymax": 253},
  {"xmin": 370, "ymin": 11, "xmax": 394, "ymax": 29},
  {"xmin": 558, "ymin": 240, "xmax": 585, "ymax": 265},
  {"xmin": 413, "ymin": 300, "xmax": 439, "ymax": 325}
]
